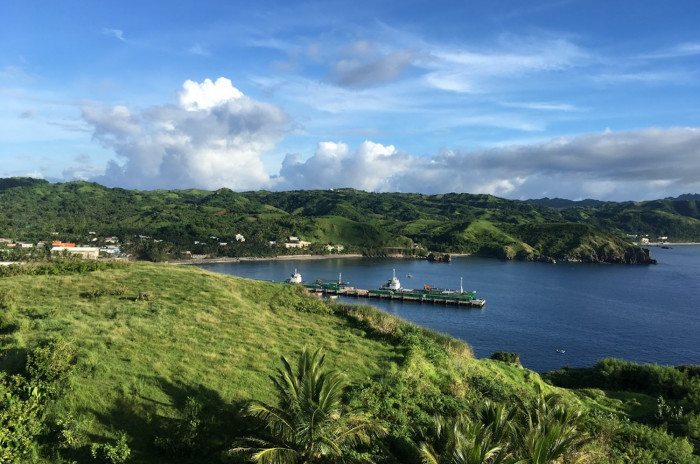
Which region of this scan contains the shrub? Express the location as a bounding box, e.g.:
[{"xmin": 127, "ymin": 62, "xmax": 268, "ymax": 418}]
[
  {"xmin": 490, "ymin": 351, "xmax": 521, "ymax": 366},
  {"xmin": 91, "ymin": 432, "xmax": 131, "ymax": 464}
]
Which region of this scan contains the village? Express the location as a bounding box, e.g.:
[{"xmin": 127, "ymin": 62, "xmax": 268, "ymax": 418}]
[{"xmin": 0, "ymin": 233, "xmax": 346, "ymax": 263}]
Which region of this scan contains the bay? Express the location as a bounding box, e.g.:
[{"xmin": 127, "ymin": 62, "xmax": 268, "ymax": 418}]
[{"xmin": 197, "ymin": 246, "xmax": 700, "ymax": 372}]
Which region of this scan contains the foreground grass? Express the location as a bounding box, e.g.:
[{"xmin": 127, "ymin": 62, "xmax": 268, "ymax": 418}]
[
  {"xmin": 1, "ymin": 262, "xmax": 698, "ymax": 463},
  {"xmin": 1, "ymin": 263, "xmax": 400, "ymax": 462}
]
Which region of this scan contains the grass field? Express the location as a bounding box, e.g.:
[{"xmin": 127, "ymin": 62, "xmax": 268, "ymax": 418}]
[{"xmin": 1, "ymin": 262, "xmax": 696, "ymax": 463}]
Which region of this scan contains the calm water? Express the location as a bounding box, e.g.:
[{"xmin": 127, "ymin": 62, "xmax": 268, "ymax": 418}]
[{"xmin": 198, "ymin": 246, "xmax": 700, "ymax": 372}]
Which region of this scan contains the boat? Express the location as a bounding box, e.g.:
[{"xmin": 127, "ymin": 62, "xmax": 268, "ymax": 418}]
[
  {"xmin": 381, "ymin": 269, "xmax": 402, "ymax": 291},
  {"xmin": 556, "ymin": 349, "xmax": 566, "ymax": 354},
  {"xmin": 406, "ymin": 273, "xmax": 413, "ymax": 278},
  {"xmin": 285, "ymin": 269, "xmax": 303, "ymax": 284}
]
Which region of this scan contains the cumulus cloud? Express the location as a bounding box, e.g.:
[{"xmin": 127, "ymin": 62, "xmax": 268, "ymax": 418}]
[
  {"xmin": 83, "ymin": 77, "xmax": 289, "ymax": 190},
  {"xmin": 276, "ymin": 127, "xmax": 700, "ymax": 201},
  {"xmin": 82, "ymin": 78, "xmax": 700, "ymax": 200},
  {"xmin": 402, "ymin": 127, "xmax": 700, "ymax": 200},
  {"xmin": 278, "ymin": 140, "xmax": 415, "ymax": 191}
]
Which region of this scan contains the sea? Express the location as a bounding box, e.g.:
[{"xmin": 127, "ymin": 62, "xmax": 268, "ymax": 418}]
[{"xmin": 197, "ymin": 246, "xmax": 700, "ymax": 373}]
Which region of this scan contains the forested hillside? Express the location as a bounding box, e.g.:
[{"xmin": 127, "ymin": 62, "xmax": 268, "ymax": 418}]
[{"xmin": 2, "ymin": 178, "xmax": 698, "ymax": 263}]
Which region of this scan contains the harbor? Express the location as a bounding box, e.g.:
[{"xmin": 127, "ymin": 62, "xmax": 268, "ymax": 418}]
[{"xmin": 289, "ymin": 268, "xmax": 486, "ymax": 308}]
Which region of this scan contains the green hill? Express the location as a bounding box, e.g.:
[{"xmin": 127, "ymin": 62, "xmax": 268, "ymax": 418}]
[
  {"xmin": 1, "ymin": 262, "xmax": 698, "ymax": 462},
  {"xmin": 0, "ymin": 179, "xmax": 682, "ymax": 264}
]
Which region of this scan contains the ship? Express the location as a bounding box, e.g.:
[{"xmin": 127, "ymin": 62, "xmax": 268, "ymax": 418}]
[
  {"xmin": 381, "ymin": 269, "xmax": 402, "ymax": 291},
  {"xmin": 285, "ymin": 268, "xmax": 303, "ymax": 284}
]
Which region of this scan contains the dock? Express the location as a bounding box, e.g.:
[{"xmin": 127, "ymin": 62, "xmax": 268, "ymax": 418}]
[{"xmin": 303, "ymin": 284, "xmax": 486, "ymax": 308}]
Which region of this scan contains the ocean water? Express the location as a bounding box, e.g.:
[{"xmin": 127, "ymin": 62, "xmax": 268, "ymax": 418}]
[{"xmin": 197, "ymin": 246, "xmax": 700, "ymax": 372}]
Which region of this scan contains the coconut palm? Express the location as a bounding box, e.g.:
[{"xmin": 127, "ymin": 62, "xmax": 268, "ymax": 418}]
[{"xmin": 235, "ymin": 346, "xmax": 386, "ymax": 464}]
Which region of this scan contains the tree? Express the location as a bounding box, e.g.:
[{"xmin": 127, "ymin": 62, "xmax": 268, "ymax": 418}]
[
  {"xmin": 234, "ymin": 346, "xmax": 386, "ymax": 463},
  {"xmin": 418, "ymin": 400, "xmax": 516, "ymax": 464},
  {"xmin": 512, "ymin": 387, "xmax": 591, "ymax": 464}
]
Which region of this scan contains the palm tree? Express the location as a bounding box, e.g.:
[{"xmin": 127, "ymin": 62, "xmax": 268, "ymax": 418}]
[
  {"xmin": 512, "ymin": 386, "xmax": 591, "ymax": 464},
  {"xmin": 234, "ymin": 346, "xmax": 386, "ymax": 464},
  {"xmin": 418, "ymin": 401, "xmax": 517, "ymax": 464}
]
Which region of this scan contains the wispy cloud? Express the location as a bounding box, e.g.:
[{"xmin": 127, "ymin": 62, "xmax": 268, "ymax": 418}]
[
  {"xmin": 423, "ymin": 36, "xmax": 588, "ymax": 93},
  {"xmin": 101, "ymin": 28, "xmax": 127, "ymax": 42},
  {"xmin": 187, "ymin": 44, "xmax": 211, "ymax": 56},
  {"xmin": 640, "ymin": 41, "xmax": 700, "ymax": 59},
  {"xmin": 325, "ymin": 40, "xmax": 418, "ymax": 88},
  {"xmin": 592, "ymin": 70, "xmax": 691, "ymax": 85},
  {"xmin": 500, "ymin": 101, "xmax": 584, "ymax": 112}
]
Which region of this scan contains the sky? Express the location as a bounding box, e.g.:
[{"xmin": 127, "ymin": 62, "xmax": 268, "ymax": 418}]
[{"xmin": 2, "ymin": 0, "xmax": 700, "ymax": 201}]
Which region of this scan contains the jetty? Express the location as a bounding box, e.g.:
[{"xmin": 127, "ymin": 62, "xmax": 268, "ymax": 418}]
[
  {"xmin": 301, "ymin": 282, "xmax": 486, "ymax": 308},
  {"xmin": 289, "ymin": 269, "xmax": 486, "ymax": 308}
]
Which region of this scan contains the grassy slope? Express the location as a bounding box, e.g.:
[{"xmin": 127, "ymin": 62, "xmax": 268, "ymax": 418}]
[
  {"xmin": 0, "ymin": 263, "xmax": 691, "ymax": 462},
  {"xmin": 1, "ymin": 264, "xmax": 400, "ymax": 462}
]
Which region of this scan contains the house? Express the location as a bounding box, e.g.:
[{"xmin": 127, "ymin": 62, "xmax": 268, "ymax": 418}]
[
  {"xmin": 285, "ymin": 240, "xmax": 311, "ymax": 249},
  {"xmin": 99, "ymin": 246, "xmax": 122, "ymax": 255},
  {"xmin": 235, "ymin": 234, "xmax": 245, "ymax": 242},
  {"xmin": 51, "ymin": 246, "xmax": 100, "ymax": 259}
]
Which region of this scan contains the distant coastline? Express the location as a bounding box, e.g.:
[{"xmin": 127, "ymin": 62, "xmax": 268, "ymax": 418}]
[{"xmin": 169, "ymin": 253, "xmax": 365, "ymax": 265}]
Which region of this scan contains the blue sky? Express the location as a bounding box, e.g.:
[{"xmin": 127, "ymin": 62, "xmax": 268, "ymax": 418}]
[{"xmin": 2, "ymin": 0, "xmax": 700, "ymax": 200}]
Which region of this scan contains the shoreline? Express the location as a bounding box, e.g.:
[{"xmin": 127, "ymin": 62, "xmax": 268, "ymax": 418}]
[
  {"xmin": 169, "ymin": 253, "xmax": 375, "ymax": 265},
  {"xmin": 168, "ymin": 252, "xmax": 478, "ymax": 266},
  {"xmin": 161, "ymin": 244, "xmax": 700, "ymax": 266}
]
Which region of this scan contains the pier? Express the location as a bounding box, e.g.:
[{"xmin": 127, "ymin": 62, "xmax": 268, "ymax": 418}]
[{"xmin": 303, "ymin": 284, "xmax": 486, "ymax": 308}]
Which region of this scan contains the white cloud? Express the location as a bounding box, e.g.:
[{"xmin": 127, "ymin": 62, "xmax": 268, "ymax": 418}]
[
  {"xmin": 424, "ymin": 37, "xmax": 587, "ymax": 93},
  {"xmin": 500, "ymin": 101, "xmax": 583, "ymax": 112},
  {"xmin": 178, "ymin": 77, "xmax": 244, "ymax": 111},
  {"xmin": 187, "ymin": 44, "xmax": 211, "ymax": 56},
  {"xmin": 83, "ymin": 77, "xmax": 289, "ymax": 190},
  {"xmin": 277, "ymin": 127, "xmax": 700, "ymax": 201},
  {"xmin": 278, "ymin": 140, "xmax": 415, "ymax": 191},
  {"xmin": 80, "ymin": 77, "xmax": 700, "ymax": 200},
  {"xmin": 592, "ymin": 71, "xmax": 688, "ymax": 85},
  {"xmin": 641, "ymin": 41, "xmax": 700, "ymax": 60},
  {"xmin": 101, "ymin": 28, "xmax": 126, "ymax": 42}
]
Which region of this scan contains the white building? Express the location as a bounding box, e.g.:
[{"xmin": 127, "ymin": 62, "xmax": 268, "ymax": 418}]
[{"xmin": 52, "ymin": 246, "xmax": 100, "ymax": 260}]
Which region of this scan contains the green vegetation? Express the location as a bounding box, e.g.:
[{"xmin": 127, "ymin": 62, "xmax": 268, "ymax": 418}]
[
  {"xmin": 3, "ymin": 178, "xmax": 694, "ymax": 263},
  {"xmin": 232, "ymin": 346, "xmax": 386, "ymax": 463},
  {"xmin": 1, "ymin": 262, "xmax": 699, "ymax": 462}
]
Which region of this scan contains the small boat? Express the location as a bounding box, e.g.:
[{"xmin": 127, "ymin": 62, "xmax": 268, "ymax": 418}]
[
  {"xmin": 381, "ymin": 269, "xmax": 402, "ymax": 291},
  {"xmin": 285, "ymin": 269, "xmax": 303, "ymax": 284},
  {"xmin": 406, "ymin": 273, "xmax": 413, "ymax": 278},
  {"xmin": 556, "ymin": 349, "xmax": 566, "ymax": 354}
]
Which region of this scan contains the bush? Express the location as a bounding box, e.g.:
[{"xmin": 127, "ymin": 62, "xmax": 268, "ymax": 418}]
[
  {"xmin": 490, "ymin": 351, "xmax": 521, "ymax": 366},
  {"xmin": 91, "ymin": 432, "xmax": 131, "ymax": 464}
]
